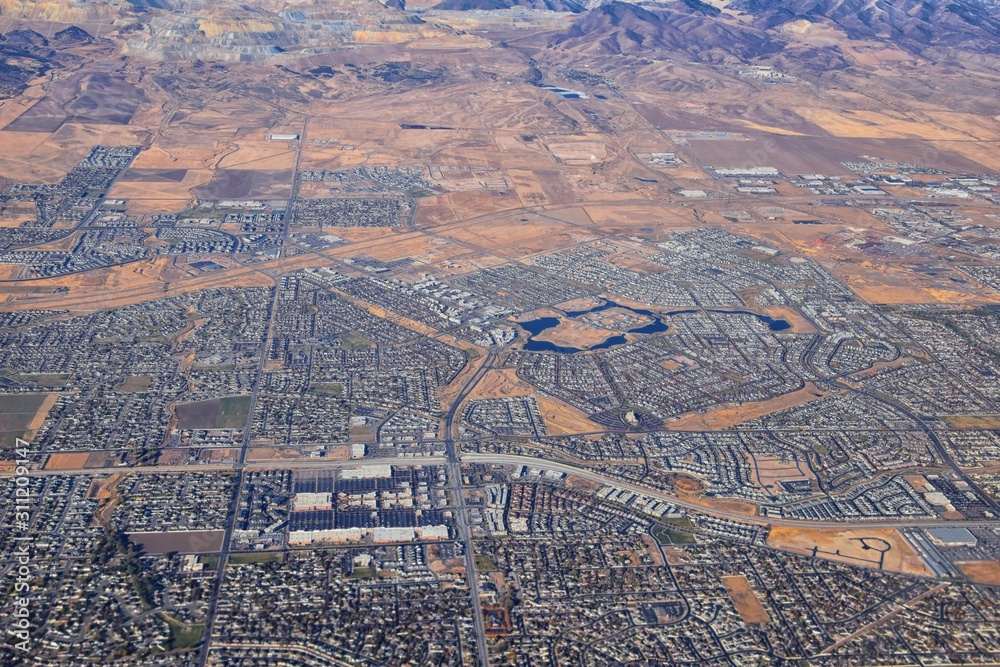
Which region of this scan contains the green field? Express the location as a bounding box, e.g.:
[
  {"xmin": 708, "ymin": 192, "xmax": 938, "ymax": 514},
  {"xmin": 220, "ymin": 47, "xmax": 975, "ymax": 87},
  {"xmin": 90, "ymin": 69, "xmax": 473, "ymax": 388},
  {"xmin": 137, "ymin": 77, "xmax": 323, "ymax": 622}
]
[
  {"xmin": 474, "ymin": 554, "xmax": 497, "ymax": 571},
  {"xmin": 0, "ymin": 393, "xmax": 48, "ymax": 448},
  {"xmin": 10, "ymin": 373, "xmax": 70, "ymax": 388},
  {"xmin": 651, "ymin": 523, "xmax": 698, "ymax": 546},
  {"xmin": 309, "ymin": 382, "xmax": 343, "ymax": 397},
  {"xmin": 339, "ymin": 332, "xmax": 373, "ymax": 351},
  {"xmin": 229, "ymin": 552, "xmax": 282, "ymax": 565},
  {"xmin": 217, "ymin": 396, "xmax": 252, "ymax": 428},
  {"xmin": 118, "ymin": 375, "xmax": 152, "ymax": 392},
  {"xmin": 198, "ymin": 556, "xmax": 219, "ymax": 570},
  {"xmin": 162, "ymin": 614, "xmax": 204, "ymax": 650},
  {"xmin": 346, "ymin": 566, "xmax": 377, "ymax": 580},
  {"xmin": 176, "ymin": 395, "xmax": 251, "ymax": 429}
]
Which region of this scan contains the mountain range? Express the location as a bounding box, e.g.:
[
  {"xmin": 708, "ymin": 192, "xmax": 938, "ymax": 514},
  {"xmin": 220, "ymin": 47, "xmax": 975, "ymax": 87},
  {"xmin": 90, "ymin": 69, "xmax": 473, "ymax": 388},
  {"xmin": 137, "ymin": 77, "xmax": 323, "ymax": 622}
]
[
  {"xmin": 481, "ymin": 0, "xmax": 1000, "ymax": 61},
  {"xmin": 3, "ymin": 0, "xmax": 999, "ymax": 66},
  {"xmin": 734, "ymin": 0, "xmax": 1000, "ymax": 53}
]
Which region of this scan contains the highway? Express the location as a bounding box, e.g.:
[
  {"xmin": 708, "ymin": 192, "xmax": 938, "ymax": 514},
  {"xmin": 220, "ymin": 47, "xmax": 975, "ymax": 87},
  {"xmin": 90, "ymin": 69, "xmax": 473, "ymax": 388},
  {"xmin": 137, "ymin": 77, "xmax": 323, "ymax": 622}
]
[
  {"xmin": 442, "ymin": 351, "xmax": 497, "ymax": 667},
  {"xmin": 196, "ymin": 116, "xmax": 310, "ymax": 667},
  {"xmin": 6, "ymin": 456, "xmax": 450, "ymax": 477},
  {"xmin": 15, "ymin": 448, "xmax": 999, "ymax": 532},
  {"xmin": 458, "ymin": 452, "xmax": 1000, "ymax": 531}
]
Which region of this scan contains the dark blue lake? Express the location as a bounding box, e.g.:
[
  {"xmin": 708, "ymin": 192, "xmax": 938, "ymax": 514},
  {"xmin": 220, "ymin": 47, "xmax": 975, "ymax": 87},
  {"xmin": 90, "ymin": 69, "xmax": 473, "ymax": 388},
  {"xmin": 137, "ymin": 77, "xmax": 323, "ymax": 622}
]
[
  {"xmin": 519, "ymin": 302, "xmax": 789, "ymax": 353},
  {"xmin": 717, "ymin": 310, "xmax": 791, "ymax": 331},
  {"xmin": 519, "ymin": 317, "xmax": 560, "ymax": 336}
]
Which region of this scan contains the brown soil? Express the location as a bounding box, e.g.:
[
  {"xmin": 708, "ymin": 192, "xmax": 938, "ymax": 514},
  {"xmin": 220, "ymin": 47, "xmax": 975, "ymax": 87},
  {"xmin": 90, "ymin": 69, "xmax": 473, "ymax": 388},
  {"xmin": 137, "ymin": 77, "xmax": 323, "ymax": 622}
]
[
  {"xmin": 722, "ymin": 575, "xmax": 771, "ymax": 625},
  {"xmin": 957, "ymin": 561, "xmax": 1000, "ymax": 585},
  {"xmin": 536, "ymin": 395, "xmax": 604, "ymax": 435},
  {"xmin": 669, "ymin": 383, "xmax": 828, "ymax": 430},
  {"xmin": 767, "ymin": 526, "xmax": 933, "ymax": 577},
  {"xmin": 44, "ymin": 452, "xmax": 91, "ymax": 470}
]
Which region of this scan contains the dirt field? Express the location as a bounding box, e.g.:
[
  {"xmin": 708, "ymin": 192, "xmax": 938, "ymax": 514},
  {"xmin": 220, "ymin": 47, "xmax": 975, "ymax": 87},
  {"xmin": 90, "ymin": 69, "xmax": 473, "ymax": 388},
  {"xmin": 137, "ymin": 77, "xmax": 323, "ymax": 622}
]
[
  {"xmin": 554, "ymin": 296, "xmax": 605, "ymax": 312},
  {"xmin": 428, "ymin": 550, "xmax": 467, "ymax": 576},
  {"xmin": 216, "ymin": 141, "xmax": 296, "ymax": 170},
  {"xmin": 767, "ymin": 526, "xmax": 933, "ymax": 576},
  {"xmin": 247, "ymin": 447, "xmax": 311, "ymax": 461},
  {"xmin": 943, "ymin": 415, "xmax": 1000, "ymax": 430},
  {"xmin": 956, "ymin": 561, "xmax": 1000, "ymax": 585},
  {"xmin": 681, "ymin": 493, "xmax": 759, "ymax": 517},
  {"xmin": 44, "ymin": 452, "xmax": 91, "ymax": 471},
  {"xmin": 668, "ymin": 383, "xmax": 828, "ymax": 430},
  {"xmin": 847, "ymin": 356, "xmax": 913, "ymax": 381},
  {"xmin": 543, "ymin": 134, "xmax": 607, "ymax": 166},
  {"xmin": 0, "ymin": 260, "xmax": 274, "ymax": 311},
  {"xmin": 667, "ymin": 469, "xmax": 758, "ymax": 515},
  {"xmin": 840, "ymin": 272, "xmax": 1000, "ymax": 305},
  {"xmin": 722, "ymin": 575, "xmax": 770, "ymax": 625},
  {"xmin": 533, "ymin": 319, "xmax": 618, "ymax": 349},
  {"xmin": 536, "ymin": 395, "xmax": 603, "ymax": 435},
  {"xmin": 747, "ymin": 454, "xmax": 815, "ymax": 494},
  {"xmin": 157, "ymin": 449, "xmax": 186, "ymax": 465},
  {"xmin": 583, "ymin": 202, "xmax": 701, "ymax": 236},
  {"xmin": 563, "ymin": 474, "xmax": 603, "ymax": 494},
  {"xmin": 437, "ymin": 214, "xmax": 585, "ymax": 257},
  {"xmin": 794, "ymin": 109, "xmax": 995, "ymax": 147}
]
